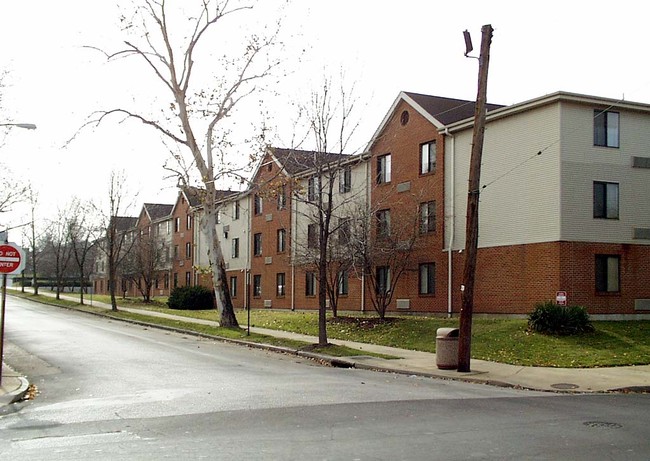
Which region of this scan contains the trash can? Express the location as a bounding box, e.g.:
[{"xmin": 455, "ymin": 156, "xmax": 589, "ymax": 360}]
[{"xmin": 436, "ymin": 328, "xmax": 459, "ymax": 370}]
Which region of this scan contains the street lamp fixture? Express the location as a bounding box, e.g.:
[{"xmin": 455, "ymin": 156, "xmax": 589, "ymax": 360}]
[{"xmin": 0, "ymin": 123, "xmax": 37, "ymax": 130}]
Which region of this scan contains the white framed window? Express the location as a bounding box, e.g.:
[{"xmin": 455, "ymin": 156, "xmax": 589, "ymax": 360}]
[
  {"xmin": 420, "ymin": 201, "xmax": 436, "ymax": 233},
  {"xmin": 420, "ymin": 141, "xmax": 436, "ymax": 174},
  {"xmin": 377, "ymin": 154, "xmax": 391, "ymax": 184},
  {"xmin": 419, "ymin": 263, "xmax": 435, "ymax": 295},
  {"xmin": 595, "ymin": 255, "xmax": 620, "ymax": 293}
]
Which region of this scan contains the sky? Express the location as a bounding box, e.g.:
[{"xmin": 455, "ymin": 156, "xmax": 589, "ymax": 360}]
[{"xmin": 1, "ymin": 0, "xmax": 649, "ymax": 235}]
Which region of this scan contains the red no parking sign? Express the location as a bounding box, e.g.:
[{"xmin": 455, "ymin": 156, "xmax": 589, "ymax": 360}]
[{"xmin": 0, "ymin": 243, "xmax": 25, "ymax": 275}]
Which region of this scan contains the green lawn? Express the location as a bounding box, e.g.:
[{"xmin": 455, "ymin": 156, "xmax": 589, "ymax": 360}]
[{"xmin": 15, "ymin": 291, "xmax": 650, "ymax": 368}]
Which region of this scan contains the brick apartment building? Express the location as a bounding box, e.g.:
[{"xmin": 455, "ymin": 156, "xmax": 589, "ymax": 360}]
[{"xmin": 93, "ymin": 90, "xmax": 650, "ymax": 318}]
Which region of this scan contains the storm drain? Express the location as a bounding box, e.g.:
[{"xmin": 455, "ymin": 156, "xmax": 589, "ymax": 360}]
[
  {"xmin": 583, "ymin": 421, "xmax": 623, "ymax": 429},
  {"xmin": 551, "ymin": 383, "xmax": 579, "ymax": 390}
]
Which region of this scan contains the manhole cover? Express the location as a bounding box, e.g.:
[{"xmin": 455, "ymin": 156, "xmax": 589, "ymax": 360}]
[
  {"xmin": 584, "ymin": 421, "xmax": 623, "ymax": 429},
  {"xmin": 551, "ymin": 383, "xmax": 579, "ymax": 390}
]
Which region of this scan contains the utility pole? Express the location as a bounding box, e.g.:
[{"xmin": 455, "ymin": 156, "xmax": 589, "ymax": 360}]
[{"xmin": 458, "ymin": 24, "xmax": 493, "ymax": 373}]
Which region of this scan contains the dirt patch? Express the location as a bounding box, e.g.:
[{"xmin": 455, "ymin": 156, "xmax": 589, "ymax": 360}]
[{"xmin": 328, "ymin": 316, "xmax": 400, "ymax": 330}]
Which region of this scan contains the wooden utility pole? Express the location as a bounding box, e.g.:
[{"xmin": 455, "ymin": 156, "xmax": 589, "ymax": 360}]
[{"xmin": 458, "ymin": 24, "xmax": 494, "ymax": 373}]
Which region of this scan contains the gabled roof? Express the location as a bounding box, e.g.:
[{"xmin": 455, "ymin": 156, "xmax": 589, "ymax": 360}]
[
  {"xmin": 143, "ymin": 203, "xmax": 174, "ymax": 222},
  {"xmin": 403, "ymin": 92, "xmax": 505, "ymax": 126},
  {"xmin": 270, "ymin": 147, "xmax": 350, "ymax": 176},
  {"xmin": 180, "ymin": 186, "xmax": 203, "ymax": 208},
  {"xmin": 112, "ymin": 216, "xmax": 138, "ymax": 232},
  {"xmin": 365, "ymin": 91, "xmax": 505, "ymax": 151}
]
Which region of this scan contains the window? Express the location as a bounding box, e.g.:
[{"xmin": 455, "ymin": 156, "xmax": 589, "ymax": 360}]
[
  {"xmin": 377, "ymin": 154, "xmax": 391, "ymax": 184},
  {"xmin": 376, "ymin": 209, "xmax": 391, "ymax": 237},
  {"xmin": 253, "ymin": 233, "xmax": 262, "ymax": 256},
  {"xmin": 230, "ymin": 276, "xmax": 237, "ymax": 298},
  {"xmin": 254, "ymin": 194, "xmax": 263, "ymax": 215},
  {"xmin": 595, "ymin": 255, "xmax": 620, "ymax": 293},
  {"xmin": 232, "ymin": 238, "xmax": 240, "ymax": 258},
  {"xmin": 233, "ymin": 201, "xmax": 240, "ymax": 220},
  {"xmin": 174, "ymin": 217, "xmax": 180, "ymax": 232},
  {"xmin": 338, "ymin": 217, "xmax": 351, "ymax": 245},
  {"xmin": 185, "ymin": 271, "xmax": 191, "ymax": 287},
  {"xmin": 185, "ymin": 242, "xmax": 192, "ymax": 259},
  {"xmin": 164, "ymin": 273, "xmax": 169, "ymax": 289},
  {"xmin": 594, "ymin": 110, "xmax": 619, "ymax": 148},
  {"xmin": 276, "ymin": 273, "xmax": 286, "ymax": 297},
  {"xmin": 216, "ymin": 210, "xmax": 221, "ymax": 224},
  {"xmin": 308, "ymin": 177, "xmax": 319, "ymax": 201},
  {"xmin": 419, "ymin": 263, "xmax": 435, "ymax": 295},
  {"xmin": 420, "ymin": 201, "xmax": 436, "ymax": 233},
  {"xmin": 253, "ymin": 275, "xmax": 262, "ymax": 297},
  {"xmin": 173, "ymin": 272, "xmax": 178, "ymax": 288},
  {"xmin": 593, "ymin": 182, "xmax": 619, "ymax": 219},
  {"xmin": 338, "ymin": 270, "xmax": 349, "ymax": 295},
  {"xmin": 420, "ymin": 141, "xmax": 437, "ymax": 174},
  {"xmin": 305, "ymin": 272, "xmax": 316, "ymax": 296},
  {"xmin": 339, "ymin": 166, "xmax": 352, "ymax": 193},
  {"xmin": 167, "ymin": 221, "xmax": 171, "ymax": 235},
  {"xmin": 186, "ymin": 215, "xmax": 192, "ymax": 230},
  {"xmin": 277, "ymin": 185, "xmax": 287, "ymax": 210},
  {"xmin": 376, "ymin": 266, "xmax": 390, "ymax": 295},
  {"xmin": 173, "ymin": 245, "xmax": 179, "ymax": 260},
  {"xmin": 277, "ymin": 229, "xmax": 286, "ymax": 253},
  {"xmin": 307, "ymin": 223, "xmax": 318, "ymax": 249}
]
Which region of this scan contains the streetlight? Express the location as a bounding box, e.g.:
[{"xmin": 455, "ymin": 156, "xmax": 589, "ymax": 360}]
[{"xmin": 0, "ymin": 123, "xmax": 37, "ymax": 130}]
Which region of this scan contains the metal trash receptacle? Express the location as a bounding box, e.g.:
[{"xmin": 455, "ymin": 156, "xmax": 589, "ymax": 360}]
[{"xmin": 436, "ymin": 328, "xmax": 459, "ymax": 370}]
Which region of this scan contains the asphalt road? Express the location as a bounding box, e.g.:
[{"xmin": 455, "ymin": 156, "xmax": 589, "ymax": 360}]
[{"xmin": 1, "ymin": 296, "xmax": 648, "ymax": 460}]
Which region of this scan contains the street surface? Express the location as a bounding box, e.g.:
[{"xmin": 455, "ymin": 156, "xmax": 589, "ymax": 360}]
[{"xmin": 1, "ymin": 296, "xmax": 649, "ymax": 460}]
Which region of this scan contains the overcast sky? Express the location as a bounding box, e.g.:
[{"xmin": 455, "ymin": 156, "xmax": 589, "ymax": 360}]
[{"xmin": 1, "ymin": 0, "xmax": 649, "ymax": 233}]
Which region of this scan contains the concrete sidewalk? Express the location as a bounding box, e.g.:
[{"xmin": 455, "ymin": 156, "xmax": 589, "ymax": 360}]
[{"xmin": 2, "ymin": 291, "xmax": 649, "ymax": 405}]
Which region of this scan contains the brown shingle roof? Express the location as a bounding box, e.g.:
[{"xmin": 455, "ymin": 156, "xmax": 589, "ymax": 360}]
[
  {"xmin": 403, "ymin": 92, "xmax": 505, "ymax": 126},
  {"xmin": 271, "ymin": 147, "xmax": 350, "ymax": 175},
  {"xmin": 143, "ymin": 203, "xmax": 174, "ymax": 221}
]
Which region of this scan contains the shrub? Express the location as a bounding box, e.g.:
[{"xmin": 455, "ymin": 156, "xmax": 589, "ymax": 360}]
[
  {"xmin": 528, "ymin": 301, "xmax": 594, "ymax": 335},
  {"xmin": 167, "ymin": 286, "xmax": 215, "ymax": 310}
]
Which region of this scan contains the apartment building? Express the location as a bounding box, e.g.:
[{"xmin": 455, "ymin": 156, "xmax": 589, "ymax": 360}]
[
  {"xmin": 444, "ymin": 91, "xmax": 650, "ymax": 316},
  {"xmin": 93, "ymin": 90, "xmax": 650, "ymax": 318}
]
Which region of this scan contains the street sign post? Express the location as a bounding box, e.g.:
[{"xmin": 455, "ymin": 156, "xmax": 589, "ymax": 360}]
[{"xmin": 0, "ymin": 242, "xmax": 25, "ymax": 385}]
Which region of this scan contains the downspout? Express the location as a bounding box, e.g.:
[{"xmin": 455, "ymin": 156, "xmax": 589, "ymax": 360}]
[
  {"xmin": 446, "ymin": 128, "xmax": 455, "ymax": 318},
  {"xmin": 362, "ymin": 156, "xmax": 371, "ymax": 313},
  {"xmin": 291, "ymin": 188, "xmax": 296, "ymax": 311}
]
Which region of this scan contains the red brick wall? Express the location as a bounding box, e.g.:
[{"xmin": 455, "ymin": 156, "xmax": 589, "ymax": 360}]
[
  {"xmin": 367, "ymin": 99, "xmax": 450, "ymax": 315},
  {"xmin": 445, "ymin": 241, "xmax": 650, "ymax": 315}
]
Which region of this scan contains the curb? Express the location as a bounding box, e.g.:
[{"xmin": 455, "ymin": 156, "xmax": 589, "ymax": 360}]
[
  {"xmin": 10, "ymin": 294, "xmax": 649, "ymax": 395},
  {"xmin": 0, "ymin": 376, "xmax": 30, "ymax": 407}
]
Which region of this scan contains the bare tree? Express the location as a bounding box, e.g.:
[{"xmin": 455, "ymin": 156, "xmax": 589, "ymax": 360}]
[
  {"xmin": 20, "ymin": 186, "xmax": 43, "ymax": 295},
  {"xmin": 288, "ymin": 76, "xmax": 364, "ymax": 345},
  {"xmin": 41, "ymin": 211, "xmax": 74, "ymax": 300},
  {"xmin": 87, "ymin": 1, "xmax": 286, "ymax": 327},
  {"xmin": 349, "ymin": 192, "xmax": 423, "ymax": 320},
  {"xmin": 67, "ymin": 198, "xmax": 99, "ymax": 305},
  {"xmin": 96, "ymin": 171, "xmax": 137, "ymax": 311},
  {"xmin": 121, "ymin": 229, "xmax": 165, "ymax": 302}
]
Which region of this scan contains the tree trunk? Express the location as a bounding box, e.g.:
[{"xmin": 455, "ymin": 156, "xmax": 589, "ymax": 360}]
[{"xmin": 202, "ymin": 194, "xmax": 239, "ymax": 328}]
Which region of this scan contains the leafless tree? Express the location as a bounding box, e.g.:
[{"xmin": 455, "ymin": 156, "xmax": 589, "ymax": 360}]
[
  {"xmin": 289, "ymin": 75, "xmax": 364, "ymax": 345},
  {"xmin": 67, "ymin": 198, "xmax": 99, "ymax": 305},
  {"xmin": 121, "ymin": 229, "xmax": 166, "ymax": 302},
  {"xmin": 348, "ymin": 191, "xmax": 424, "ymax": 320},
  {"xmin": 86, "ymin": 0, "xmax": 286, "ymax": 327},
  {"xmin": 41, "ymin": 211, "xmax": 74, "ymax": 300},
  {"xmin": 96, "ymin": 171, "xmax": 137, "ymax": 311},
  {"xmin": 22, "ymin": 186, "xmax": 44, "ymax": 295}
]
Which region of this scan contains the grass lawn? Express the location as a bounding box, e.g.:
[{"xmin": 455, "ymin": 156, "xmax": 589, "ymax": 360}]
[{"xmin": 15, "ymin": 290, "xmax": 650, "ymax": 368}]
